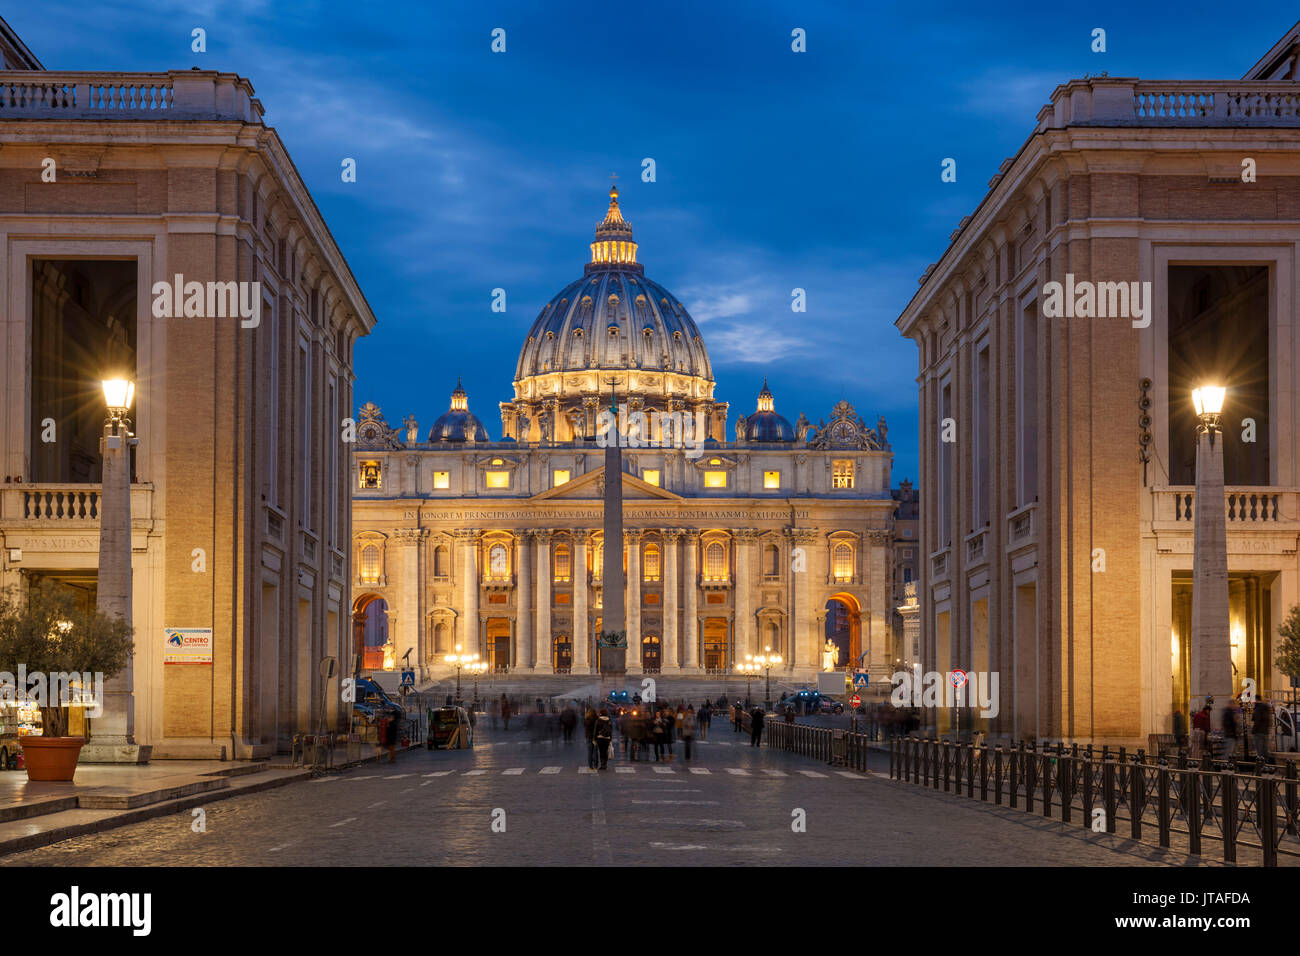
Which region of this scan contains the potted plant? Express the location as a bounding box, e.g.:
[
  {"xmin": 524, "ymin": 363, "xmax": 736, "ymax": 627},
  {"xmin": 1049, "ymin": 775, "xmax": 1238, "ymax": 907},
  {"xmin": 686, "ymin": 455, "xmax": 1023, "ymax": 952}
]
[{"xmin": 0, "ymin": 582, "xmax": 134, "ymax": 781}]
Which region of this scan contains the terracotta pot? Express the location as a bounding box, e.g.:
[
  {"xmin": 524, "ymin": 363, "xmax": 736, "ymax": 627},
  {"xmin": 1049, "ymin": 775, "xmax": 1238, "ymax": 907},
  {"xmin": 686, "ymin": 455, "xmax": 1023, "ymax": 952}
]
[{"xmin": 21, "ymin": 736, "xmax": 84, "ymax": 781}]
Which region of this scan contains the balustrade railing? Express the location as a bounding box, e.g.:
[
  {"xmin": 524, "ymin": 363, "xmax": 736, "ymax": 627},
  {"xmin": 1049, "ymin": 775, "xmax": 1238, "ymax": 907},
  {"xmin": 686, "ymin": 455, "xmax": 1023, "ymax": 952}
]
[{"xmin": 0, "ymin": 70, "xmax": 261, "ymax": 122}]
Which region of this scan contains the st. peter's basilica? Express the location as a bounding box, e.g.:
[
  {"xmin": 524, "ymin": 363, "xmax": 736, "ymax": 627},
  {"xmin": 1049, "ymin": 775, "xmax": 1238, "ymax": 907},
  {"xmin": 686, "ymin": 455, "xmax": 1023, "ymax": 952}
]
[{"xmin": 351, "ymin": 187, "xmax": 895, "ymax": 683}]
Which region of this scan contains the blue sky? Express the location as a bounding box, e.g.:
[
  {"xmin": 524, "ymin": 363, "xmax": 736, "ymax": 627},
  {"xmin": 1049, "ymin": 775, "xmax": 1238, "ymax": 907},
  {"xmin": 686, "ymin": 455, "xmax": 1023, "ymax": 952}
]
[{"xmin": 12, "ymin": 1, "xmax": 1296, "ymax": 484}]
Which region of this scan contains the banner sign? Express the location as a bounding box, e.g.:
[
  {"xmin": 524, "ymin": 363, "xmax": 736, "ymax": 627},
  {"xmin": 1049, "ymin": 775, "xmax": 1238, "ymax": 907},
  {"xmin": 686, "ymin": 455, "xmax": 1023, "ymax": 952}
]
[{"xmin": 164, "ymin": 627, "xmax": 213, "ymax": 663}]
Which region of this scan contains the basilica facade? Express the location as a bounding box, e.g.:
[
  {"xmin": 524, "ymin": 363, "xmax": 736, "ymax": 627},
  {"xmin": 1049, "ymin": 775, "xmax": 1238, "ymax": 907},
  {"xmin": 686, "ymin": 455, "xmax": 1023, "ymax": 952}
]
[{"xmin": 351, "ymin": 189, "xmax": 894, "ymax": 683}]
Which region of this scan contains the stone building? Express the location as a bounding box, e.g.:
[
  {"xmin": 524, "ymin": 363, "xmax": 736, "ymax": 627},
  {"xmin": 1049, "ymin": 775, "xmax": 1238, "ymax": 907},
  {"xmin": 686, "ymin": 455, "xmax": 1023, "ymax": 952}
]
[
  {"xmin": 352, "ymin": 189, "xmax": 894, "ymax": 684},
  {"xmin": 0, "ymin": 18, "xmax": 376, "ymax": 757},
  {"xmin": 892, "ymin": 480, "xmax": 920, "ymax": 670},
  {"xmin": 895, "ymin": 22, "xmax": 1300, "ymax": 744}
]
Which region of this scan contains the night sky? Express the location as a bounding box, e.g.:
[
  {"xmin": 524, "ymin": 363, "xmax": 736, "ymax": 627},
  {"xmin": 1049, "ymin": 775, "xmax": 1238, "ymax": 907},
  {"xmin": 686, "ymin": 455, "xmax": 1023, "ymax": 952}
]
[{"xmin": 13, "ymin": 1, "xmax": 1295, "ymax": 483}]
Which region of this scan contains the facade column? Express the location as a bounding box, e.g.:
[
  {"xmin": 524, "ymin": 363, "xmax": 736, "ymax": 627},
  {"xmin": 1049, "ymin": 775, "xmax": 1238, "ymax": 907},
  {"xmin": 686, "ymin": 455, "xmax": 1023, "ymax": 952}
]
[
  {"xmin": 733, "ymin": 529, "xmax": 757, "ymax": 661},
  {"xmin": 789, "ymin": 528, "xmax": 818, "ymax": 673},
  {"xmin": 663, "ymin": 530, "xmax": 681, "ymax": 671},
  {"xmin": 867, "ymin": 529, "xmax": 890, "ymax": 682},
  {"xmin": 535, "ymin": 530, "xmax": 553, "ymax": 673},
  {"xmin": 394, "ymin": 528, "xmax": 427, "ymax": 675},
  {"xmin": 573, "ymin": 531, "xmax": 590, "ymax": 674},
  {"xmin": 626, "ymin": 530, "xmax": 642, "ymax": 673},
  {"xmin": 517, "ymin": 531, "xmax": 533, "ymax": 670},
  {"xmin": 456, "ymin": 529, "xmax": 480, "ymax": 656},
  {"xmin": 683, "ymin": 530, "xmax": 699, "ymax": 670}
]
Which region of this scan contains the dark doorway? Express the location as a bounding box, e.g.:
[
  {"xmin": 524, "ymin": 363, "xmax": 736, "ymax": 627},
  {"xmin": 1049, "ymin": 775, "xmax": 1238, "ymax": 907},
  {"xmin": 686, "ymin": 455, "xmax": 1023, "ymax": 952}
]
[{"xmin": 1168, "ymin": 265, "xmax": 1270, "ymax": 485}]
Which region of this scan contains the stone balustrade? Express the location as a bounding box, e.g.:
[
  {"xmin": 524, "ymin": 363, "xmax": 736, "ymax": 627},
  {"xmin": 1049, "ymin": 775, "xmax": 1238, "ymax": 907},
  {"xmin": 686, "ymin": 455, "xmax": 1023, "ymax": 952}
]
[
  {"xmin": 1039, "ymin": 79, "xmax": 1300, "ymax": 129},
  {"xmin": 1153, "ymin": 487, "xmax": 1300, "ymax": 526},
  {"xmin": 0, "ymin": 483, "xmax": 153, "ymax": 524},
  {"xmin": 0, "ymin": 70, "xmax": 262, "ymax": 122}
]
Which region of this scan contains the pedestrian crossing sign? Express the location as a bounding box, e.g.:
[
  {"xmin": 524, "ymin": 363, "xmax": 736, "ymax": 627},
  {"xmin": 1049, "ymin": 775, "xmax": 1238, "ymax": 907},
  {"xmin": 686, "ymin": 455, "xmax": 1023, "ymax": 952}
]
[
  {"xmin": 400, "ymin": 669, "xmax": 415, "ymax": 687},
  {"xmin": 853, "ymin": 673, "xmax": 869, "ymax": 688}
]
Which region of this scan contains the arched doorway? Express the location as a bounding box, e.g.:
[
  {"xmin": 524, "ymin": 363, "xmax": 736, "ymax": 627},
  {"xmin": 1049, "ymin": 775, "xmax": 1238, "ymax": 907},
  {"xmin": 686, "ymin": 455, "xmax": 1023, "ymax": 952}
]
[
  {"xmin": 824, "ymin": 593, "xmax": 861, "ymax": 670},
  {"xmin": 554, "ymin": 635, "xmax": 572, "ymax": 673},
  {"xmin": 353, "ymin": 594, "xmax": 389, "ymax": 673},
  {"xmin": 487, "ymin": 618, "xmax": 511, "ymax": 671},
  {"xmin": 642, "ymin": 635, "xmax": 661, "ymax": 673},
  {"xmin": 702, "ymin": 618, "xmax": 728, "ymax": 672}
]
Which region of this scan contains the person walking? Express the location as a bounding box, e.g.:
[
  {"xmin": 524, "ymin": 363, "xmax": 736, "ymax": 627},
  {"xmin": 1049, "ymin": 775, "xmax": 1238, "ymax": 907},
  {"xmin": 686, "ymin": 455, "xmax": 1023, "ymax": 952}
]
[
  {"xmin": 500, "ymin": 694, "xmax": 512, "ymax": 731},
  {"xmin": 380, "ymin": 714, "xmax": 399, "ymax": 763},
  {"xmin": 1221, "ymin": 698, "xmax": 1240, "ymax": 761},
  {"xmin": 594, "ymin": 708, "xmax": 614, "ymax": 770},
  {"xmin": 1191, "ymin": 700, "xmax": 1212, "ymax": 759},
  {"xmin": 664, "ymin": 706, "xmax": 677, "ymax": 761},
  {"xmin": 733, "ymin": 701, "xmax": 743, "ymax": 733},
  {"xmin": 749, "ymin": 705, "xmax": 765, "ymax": 747},
  {"xmin": 561, "ymin": 704, "xmax": 577, "ymax": 743},
  {"xmin": 652, "ymin": 710, "xmax": 666, "ymax": 761},
  {"xmin": 1251, "ymin": 697, "xmax": 1272, "ymax": 762},
  {"xmin": 699, "ymin": 702, "xmax": 711, "ymax": 741},
  {"xmin": 682, "ymin": 705, "xmax": 696, "ymax": 761}
]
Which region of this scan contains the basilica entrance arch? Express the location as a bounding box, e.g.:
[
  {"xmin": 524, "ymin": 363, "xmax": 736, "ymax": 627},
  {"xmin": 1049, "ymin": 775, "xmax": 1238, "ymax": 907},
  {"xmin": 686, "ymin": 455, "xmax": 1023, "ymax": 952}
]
[
  {"xmin": 824, "ymin": 593, "xmax": 861, "ymax": 669},
  {"xmin": 702, "ymin": 618, "xmax": 729, "ymax": 672},
  {"xmin": 486, "ymin": 618, "xmax": 511, "ymax": 671},
  {"xmin": 353, "ymin": 594, "xmax": 389, "ymax": 671},
  {"xmin": 641, "ymin": 635, "xmax": 661, "ymax": 673},
  {"xmin": 554, "ymin": 635, "xmax": 572, "ymax": 673}
]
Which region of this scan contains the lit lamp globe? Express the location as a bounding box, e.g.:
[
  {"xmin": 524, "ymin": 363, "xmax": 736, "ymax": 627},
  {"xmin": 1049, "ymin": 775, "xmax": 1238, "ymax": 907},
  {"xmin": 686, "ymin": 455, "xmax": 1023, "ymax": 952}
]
[
  {"xmin": 1191, "ymin": 385, "xmax": 1226, "ymax": 427},
  {"xmin": 101, "ymin": 378, "xmax": 135, "ymax": 420}
]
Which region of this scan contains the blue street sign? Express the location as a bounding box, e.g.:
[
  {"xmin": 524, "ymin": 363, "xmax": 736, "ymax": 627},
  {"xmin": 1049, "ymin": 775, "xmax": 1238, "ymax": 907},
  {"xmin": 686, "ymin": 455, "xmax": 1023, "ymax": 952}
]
[
  {"xmin": 400, "ymin": 669, "xmax": 415, "ymax": 687},
  {"xmin": 853, "ymin": 672, "xmax": 869, "ymax": 687}
]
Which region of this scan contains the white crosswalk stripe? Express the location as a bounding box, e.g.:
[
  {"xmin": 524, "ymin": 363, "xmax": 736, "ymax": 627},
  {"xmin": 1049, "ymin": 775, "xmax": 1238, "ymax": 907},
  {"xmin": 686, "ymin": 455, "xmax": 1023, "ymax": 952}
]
[
  {"xmin": 836, "ymin": 771, "xmax": 866, "ymax": 779},
  {"xmin": 689, "ymin": 768, "xmax": 712, "ymax": 775},
  {"xmin": 540, "ymin": 766, "xmax": 560, "ymax": 774},
  {"xmin": 797, "ymin": 770, "xmax": 827, "ymax": 778},
  {"xmin": 422, "ymin": 771, "xmax": 455, "ymax": 777},
  {"xmin": 652, "ymin": 766, "xmax": 676, "ymax": 774},
  {"xmin": 615, "ymin": 767, "xmax": 634, "ymax": 774},
  {"xmin": 725, "ymin": 768, "xmax": 750, "ymax": 776},
  {"xmin": 503, "ymin": 768, "xmax": 524, "ymax": 775},
  {"xmin": 762, "ymin": 769, "xmax": 787, "ymax": 777},
  {"xmin": 463, "ymin": 769, "xmax": 487, "ymax": 776}
]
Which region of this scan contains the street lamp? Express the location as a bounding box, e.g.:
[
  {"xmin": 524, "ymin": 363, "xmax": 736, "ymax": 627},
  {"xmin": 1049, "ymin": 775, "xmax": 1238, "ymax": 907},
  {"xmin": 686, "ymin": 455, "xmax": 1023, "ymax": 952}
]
[
  {"xmin": 1190, "ymin": 382, "xmax": 1232, "ymax": 722},
  {"xmin": 94, "ymin": 376, "xmax": 138, "ymax": 752},
  {"xmin": 445, "ymin": 645, "xmax": 480, "ymax": 702},
  {"xmin": 467, "ymin": 659, "xmax": 488, "ymax": 710},
  {"xmin": 753, "ymin": 646, "xmax": 782, "ymax": 711},
  {"xmin": 736, "ymin": 657, "xmax": 759, "ymax": 706}
]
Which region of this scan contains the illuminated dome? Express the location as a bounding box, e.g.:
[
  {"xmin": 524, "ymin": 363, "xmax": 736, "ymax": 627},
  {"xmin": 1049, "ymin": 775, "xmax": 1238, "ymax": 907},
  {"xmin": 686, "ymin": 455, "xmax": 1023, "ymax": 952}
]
[
  {"xmin": 504, "ymin": 186, "xmax": 725, "ymax": 444},
  {"xmin": 428, "ymin": 379, "xmax": 489, "ymax": 442},
  {"xmin": 739, "ymin": 379, "xmax": 795, "ymax": 442}
]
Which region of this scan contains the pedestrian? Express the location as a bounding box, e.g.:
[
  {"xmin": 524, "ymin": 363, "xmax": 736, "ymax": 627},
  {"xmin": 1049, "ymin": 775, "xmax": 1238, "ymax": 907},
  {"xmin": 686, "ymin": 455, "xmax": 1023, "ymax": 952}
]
[
  {"xmin": 584, "ymin": 703, "xmax": 597, "ymax": 744},
  {"xmin": 652, "ymin": 710, "xmax": 666, "ymax": 761},
  {"xmin": 381, "ymin": 714, "xmax": 399, "ymax": 763},
  {"xmin": 594, "ymin": 708, "xmax": 613, "ymax": 770},
  {"xmin": 682, "ymin": 705, "xmax": 696, "ymax": 761},
  {"xmin": 561, "ymin": 704, "xmax": 577, "ymax": 743},
  {"xmin": 1221, "ymin": 698, "xmax": 1240, "ymax": 761},
  {"xmin": 699, "ymin": 701, "xmax": 711, "ymax": 741},
  {"xmin": 501, "ymin": 694, "xmax": 512, "ymax": 731},
  {"xmin": 733, "ymin": 701, "xmax": 743, "ymax": 733},
  {"xmin": 750, "ymin": 705, "xmax": 765, "ymax": 747},
  {"xmin": 1172, "ymin": 709, "xmax": 1187, "ymax": 749},
  {"xmin": 1191, "ymin": 700, "xmax": 1212, "ymax": 759},
  {"xmin": 664, "ymin": 706, "xmax": 676, "ymax": 761},
  {"xmin": 1251, "ymin": 697, "xmax": 1272, "ymax": 762},
  {"xmin": 489, "ymin": 696, "xmax": 500, "ymax": 731}
]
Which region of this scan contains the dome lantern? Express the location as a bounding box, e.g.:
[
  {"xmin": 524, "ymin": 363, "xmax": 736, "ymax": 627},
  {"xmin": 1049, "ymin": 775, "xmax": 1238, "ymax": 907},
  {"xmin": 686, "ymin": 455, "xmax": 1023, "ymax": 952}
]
[
  {"xmin": 589, "ymin": 184, "xmax": 640, "ymax": 271},
  {"xmin": 429, "ymin": 378, "xmax": 489, "ymax": 443}
]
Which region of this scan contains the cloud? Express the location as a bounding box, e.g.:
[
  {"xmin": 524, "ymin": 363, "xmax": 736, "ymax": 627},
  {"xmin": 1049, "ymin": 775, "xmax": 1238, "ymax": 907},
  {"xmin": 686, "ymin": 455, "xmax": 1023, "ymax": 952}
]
[{"xmin": 960, "ymin": 67, "xmax": 1063, "ymax": 121}]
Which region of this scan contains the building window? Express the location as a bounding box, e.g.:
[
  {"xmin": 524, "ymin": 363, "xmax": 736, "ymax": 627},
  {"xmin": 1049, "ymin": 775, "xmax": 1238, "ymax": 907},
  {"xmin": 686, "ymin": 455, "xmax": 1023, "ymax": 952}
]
[
  {"xmin": 642, "ymin": 469, "xmax": 660, "ymax": 486},
  {"xmin": 903, "ymin": 529, "xmax": 913, "ymax": 538},
  {"xmin": 487, "ymin": 543, "xmax": 509, "ymax": 580},
  {"xmin": 903, "ymin": 567, "xmax": 913, "ymax": 583},
  {"xmin": 832, "ymin": 460, "xmax": 854, "ymax": 489},
  {"xmin": 554, "ymin": 544, "xmax": 572, "ymax": 583},
  {"xmin": 704, "ymin": 471, "xmax": 727, "ymax": 489},
  {"xmin": 763, "ymin": 470, "xmax": 780, "ymax": 489},
  {"xmin": 359, "ymin": 461, "xmax": 381, "ymax": 489},
  {"xmin": 764, "ymin": 544, "xmax": 779, "ymax": 576},
  {"xmin": 553, "ymin": 469, "xmax": 570, "ymax": 486},
  {"xmin": 360, "ymin": 545, "xmax": 380, "ymax": 584},
  {"xmin": 434, "ymin": 545, "xmax": 448, "ymax": 577},
  {"xmin": 433, "ymin": 470, "xmax": 450, "ymax": 489},
  {"xmin": 592, "ymin": 541, "xmax": 603, "ymax": 580},
  {"xmin": 832, "ymin": 543, "xmax": 853, "ymax": 582},
  {"xmin": 485, "ymin": 471, "xmax": 510, "ymax": 489},
  {"xmin": 704, "ymin": 542, "xmax": 725, "ymax": 580},
  {"xmin": 643, "ymin": 544, "xmax": 661, "ymax": 582}
]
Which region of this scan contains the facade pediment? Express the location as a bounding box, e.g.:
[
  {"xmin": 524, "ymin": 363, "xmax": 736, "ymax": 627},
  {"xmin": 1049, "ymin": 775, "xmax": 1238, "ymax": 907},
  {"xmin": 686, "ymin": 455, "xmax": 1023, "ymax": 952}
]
[{"xmin": 532, "ymin": 466, "xmax": 682, "ymax": 502}]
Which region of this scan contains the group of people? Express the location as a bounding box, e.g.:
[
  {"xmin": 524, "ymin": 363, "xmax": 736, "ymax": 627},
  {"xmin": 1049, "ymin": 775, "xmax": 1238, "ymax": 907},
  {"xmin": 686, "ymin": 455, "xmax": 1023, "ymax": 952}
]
[
  {"xmin": 579, "ymin": 700, "xmax": 725, "ymax": 770},
  {"xmin": 1182, "ymin": 695, "xmax": 1273, "ymax": 762}
]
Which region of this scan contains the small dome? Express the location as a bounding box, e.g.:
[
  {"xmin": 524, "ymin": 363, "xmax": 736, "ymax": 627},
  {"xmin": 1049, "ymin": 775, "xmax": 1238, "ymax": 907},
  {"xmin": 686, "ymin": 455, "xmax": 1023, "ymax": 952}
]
[
  {"xmin": 741, "ymin": 378, "xmax": 794, "ymax": 442},
  {"xmin": 428, "ymin": 379, "xmax": 489, "ymax": 442}
]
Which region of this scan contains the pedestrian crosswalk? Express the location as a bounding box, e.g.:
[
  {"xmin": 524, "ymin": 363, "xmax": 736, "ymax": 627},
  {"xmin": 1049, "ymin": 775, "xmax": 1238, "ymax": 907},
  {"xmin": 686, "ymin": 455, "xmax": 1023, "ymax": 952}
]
[{"xmin": 343, "ymin": 764, "xmax": 868, "ymax": 780}]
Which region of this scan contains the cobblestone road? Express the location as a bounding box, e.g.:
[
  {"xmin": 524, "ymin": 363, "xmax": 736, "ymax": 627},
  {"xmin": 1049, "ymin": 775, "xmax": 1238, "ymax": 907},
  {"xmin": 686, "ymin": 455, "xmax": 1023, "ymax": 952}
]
[{"xmin": 1, "ymin": 724, "xmax": 1217, "ymax": 866}]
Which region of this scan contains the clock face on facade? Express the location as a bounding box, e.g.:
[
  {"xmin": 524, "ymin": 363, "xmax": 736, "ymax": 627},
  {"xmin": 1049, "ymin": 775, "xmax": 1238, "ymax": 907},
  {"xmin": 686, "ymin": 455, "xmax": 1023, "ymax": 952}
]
[{"xmin": 489, "ymin": 546, "xmax": 508, "ymax": 576}]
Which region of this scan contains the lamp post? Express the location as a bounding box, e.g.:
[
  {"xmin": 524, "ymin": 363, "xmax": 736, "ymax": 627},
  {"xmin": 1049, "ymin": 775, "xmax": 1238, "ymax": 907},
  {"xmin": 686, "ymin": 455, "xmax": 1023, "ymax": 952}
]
[
  {"xmin": 467, "ymin": 659, "xmax": 488, "ymax": 711},
  {"xmin": 445, "ymin": 645, "xmax": 479, "ymax": 703},
  {"xmin": 92, "ymin": 378, "xmax": 138, "ymax": 753},
  {"xmin": 1190, "ymin": 384, "xmax": 1233, "ymax": 715},
  {"xmin": 736, "ymin": 658, "xmax": 759, "ymax": 707},
  {"xmin": 754, "ymin": 646, "xmax": 782, "ymax": 711}
]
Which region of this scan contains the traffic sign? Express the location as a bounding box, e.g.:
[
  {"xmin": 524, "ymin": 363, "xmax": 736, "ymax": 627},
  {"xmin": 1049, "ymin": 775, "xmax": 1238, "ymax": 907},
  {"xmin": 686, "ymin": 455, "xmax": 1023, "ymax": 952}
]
[
  {"xmin": 400, "ymin": 669, "xmax": 415, "ymax": 687},
  {"xmin": 853, "ymin": 672, "xmax": 869, "ymax": 688},
  {"xmin": 849, "ymin": 693, "xmax": 862, "ymax": 709}
]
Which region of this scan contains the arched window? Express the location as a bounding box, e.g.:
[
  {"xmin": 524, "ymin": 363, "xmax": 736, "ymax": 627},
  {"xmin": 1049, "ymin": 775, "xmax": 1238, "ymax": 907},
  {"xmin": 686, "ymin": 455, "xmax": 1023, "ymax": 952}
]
[
  {"xmin": 705, "ymin": 542, "xmax": 725, "ymax": 580},
  {"xmin": 488, "ymin": 543, "xmax": 509, "ymax": 581},
  {"xmin": 433, "ymin": 545, "xmax": 448, "ymax": 577},
  {"xmin": 643, "ymin": 543, "xmax": 661, "ymax": 582},
  {"xmin": 764, "ymin": 543, "xmax": 779, "ymax": 576},
  {"xmin": 360, "ymin": 545, "xmax": 380, "ymax": 584},
  {"xmin": 592, "ymin": 540, "xmax": 604, "ymax": 579},
  {"xmin": 434, "ymin": 623, "xmax": 447, "ymax": 653},
  {"xmin": 554, "ymin": 544, "xmax": 572, "ymax": 583},
  {"xmin": 832, "ymin": 543, "xmax": 853, "ymax": 582}
]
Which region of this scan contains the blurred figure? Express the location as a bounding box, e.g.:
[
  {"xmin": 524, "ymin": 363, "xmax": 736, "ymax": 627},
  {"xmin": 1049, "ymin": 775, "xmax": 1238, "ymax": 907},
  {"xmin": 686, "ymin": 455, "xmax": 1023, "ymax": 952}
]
[
  {"xmin": 1191, "ymin": 700, "xmax": 1212, "ymax": 758},
  {"xmin": 594, "ymin": 708, "xmax": 613, "ymax": 770},
  {"xmin": 560, "ymin": 704, "xmax": 577, "ymax": 743},
  {"xmin": 489, "ymin": 696, "xmax": 500, "ymax": 731},
  {"xmin": 682, "ymin": 705, "xmax": 696, "ymax": 761},
  {"xmin": 1221, "ymin": 698, "xmax": 1240, "ymax": 761},
  {"xmin": 698, "ymin": 701, "xmax": 711, "ymax": 741},
  {"xmin": 501, "ymin": 694, "xmax": 512, "ymax": 731},
  {"xmin": 652, "ymin": 709, "xmax": 667, "ymax": 761},
  {"xmin": 750, "ymin": 705, "xmax": 765, "ymax": 747},
  {"xmin": 1252, "ymin": 698, "xmax": 1272, "ymax": 762},
  {"xmin": 733, "ymin": 701, "xmax": 743, "ymax": 733}
]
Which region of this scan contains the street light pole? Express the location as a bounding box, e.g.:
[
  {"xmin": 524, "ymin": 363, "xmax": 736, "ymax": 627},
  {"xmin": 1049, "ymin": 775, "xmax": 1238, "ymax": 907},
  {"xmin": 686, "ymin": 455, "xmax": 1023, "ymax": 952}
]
[
  {"xmin": 1190, "ymin": 385, "xmax": 1233, "ymax": 714},
  {"xmin": 92, "ymin": 378, "xmax": 138, "ymax": 752}
]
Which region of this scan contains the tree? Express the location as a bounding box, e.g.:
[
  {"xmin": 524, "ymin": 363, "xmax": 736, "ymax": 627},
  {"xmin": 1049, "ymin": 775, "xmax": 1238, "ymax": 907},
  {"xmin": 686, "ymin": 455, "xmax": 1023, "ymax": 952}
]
[
  {"xmin": 0, "ymin": 582, "xmax": 134, "ymax": 737},
  {"xmin": 1276, "ymin": 604, "xmax": 1300, "ymax": 682}
]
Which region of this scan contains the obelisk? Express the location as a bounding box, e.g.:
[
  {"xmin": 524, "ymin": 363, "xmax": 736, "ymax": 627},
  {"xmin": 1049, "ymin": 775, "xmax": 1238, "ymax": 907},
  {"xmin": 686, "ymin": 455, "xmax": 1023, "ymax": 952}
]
[{"xmin": 600, "ymin": 377, "xmax": 627, "ymax": 682}]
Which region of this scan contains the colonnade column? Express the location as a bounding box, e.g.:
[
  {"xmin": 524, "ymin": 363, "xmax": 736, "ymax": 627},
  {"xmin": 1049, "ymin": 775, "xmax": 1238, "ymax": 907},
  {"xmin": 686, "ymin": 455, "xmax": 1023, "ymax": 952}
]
[
  {"xmin": 535, "ymin": 530, "xmax": 552, "ymax": 672},
  {"xmin": 395, "ymin": 528, "xmax": 427, "ymax": 675},
  {"xmin": 517, "ymin": 531, "xmax": 533, "ymax": 670},
  {"xmin": 733, "ymin": 529, "xmax": 758, "ymax": 661},
  {"xmin": 456, "ymin": 529, "xmax": 480, "ymax": 656},
  {"xmin": 626, "ymin": 530, "xmax": 642, "ymax": 673},
  {"xmin": 663, "ymin": 530, "xmax": 681, "ymax": 671},
  {"xmin": 683, "ymin": 530, "xmax": 699, "ymax": 670},
  {"xmin": 573, "ymin": 531, "xmax": 590, "ymax": 674},
  {"xmin": 867, "ymin": 529, "xmax": 890, "ymax": 681}
]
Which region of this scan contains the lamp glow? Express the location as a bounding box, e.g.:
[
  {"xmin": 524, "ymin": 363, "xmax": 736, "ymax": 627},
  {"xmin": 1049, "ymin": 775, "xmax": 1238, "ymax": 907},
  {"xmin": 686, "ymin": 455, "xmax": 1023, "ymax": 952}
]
[
  {"xmin": 1192, "ymin": 385, "xmax": 1226, "ymax": 419},
  {"xmin": 101, "ymin": 378, "xmax": 135, "ymax": 418}
]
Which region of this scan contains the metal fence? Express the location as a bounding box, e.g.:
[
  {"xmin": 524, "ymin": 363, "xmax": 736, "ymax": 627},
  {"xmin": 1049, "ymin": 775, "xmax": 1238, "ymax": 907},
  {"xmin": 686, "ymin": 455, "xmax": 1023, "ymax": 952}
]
[
  {"xmin": 764, "ymin": 720, "xmax": 873, "ymax": 769},
  {"xmin": 888, "ymin": 736, "xmax": 1300, "ymax": 867}
]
